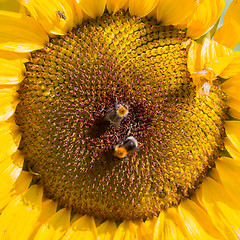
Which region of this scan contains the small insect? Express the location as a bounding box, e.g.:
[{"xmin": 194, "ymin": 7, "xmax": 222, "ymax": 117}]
[
  {"xmin": 57, "ymin": 11, "xmax": 67, "ymax": 20},
  {"xmin": 114, "ymin": 136, "xmax": 138, "ymax": 159},
  {"xmin": 104, "ymin": 99, "xmax": 129, "ymax": 127}
]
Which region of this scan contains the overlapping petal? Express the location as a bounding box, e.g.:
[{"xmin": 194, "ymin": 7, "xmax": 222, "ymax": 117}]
[
  {"xmin": 107, "ymin": 0, "xmax": 128, "ymax": 13},
  {"xmin": 225, "ymin": 121, "xmax": 240, "ymax": 151},
  {"xmin": 0, "ymin": 171, "xmax": 32, "ymax": 211},
  {"xmin": 0, "ymin": 87, "xmax": 19, "ymax": 121},
  {"xmin": 157, "ymin": 0, "xmax": 196, "ymax": 26},
  {"xmin": 62, "ymin": 215, "xmax": 97, "ymax": 240},
  {"xmin": 113, "ymin": 221, "xmax": 140, "ymax": 240},
  {"xmin": 97, "ymin": 220, "xmax": 117, "ymax": 240},
  {"xmin": 20, "ymin": 0, "xmax": 76, "ymax": 35},
  {"xmin": 34, "ymin": 208, "xmax": 71, "ymax": 240},
  {"xmin": 153, "ymin": 208, "xmax": 187, "ymax": 239},
  {"xmin": 0, "ymin": 57, "xmax": 25, "ymax": 85},
  {"xmin": 0, "ymin": 151, "xmax": 23, "ymax": 193},
  {"xmin": 0, "ymin": 11, "xmax": 48, "ymax": 52},
  {"xmin": 196, "ymin": 177, "xmax": 240, "ymax": 239},
  {"xmin": 186, "ymin": 0, "xmax": 225, "ymax": 39},
  {"xmin": 129, "ymin": 0, "xmax": 159, "ymax": 17},
  {"xmin": 0, "ymin": 185, "xmax": 43, "ymax": 240},
  {"xmin": 214, "ymin": 0, "xmax": 240, "ymax": 49},
  {"xmin": 187, "ymin": 38, "xmax": 235, "ymax": 94},
  {"xmin": 78, "ymin": 0, "xmax": 107, "ymax": 18},
  {"xmin": 178, "ymin": 199, "xmax": 224, "ymax": 239},
  {"xmin": 220, "ymin": 52, "xmax": 240, "ymax": 79},
  {"xmin": 30, "ymin": 199, "xmax": 58, "ymax": 239},
  {"xmin": 221, "ymin": 73, "xmax": 240, "ymax": 118},
  {"xmin": 215, "ymin": 157, "xmax": 240, "ymax": 197},
  {"xmin": 0, "ymin": 122, "xmax": 21, "ymax": 163},
  {"xmin": 224, "ymin": 137, "xmax": 240, "ymax": 160}
]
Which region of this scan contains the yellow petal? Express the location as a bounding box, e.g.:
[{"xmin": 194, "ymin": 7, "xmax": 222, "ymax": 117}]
[
  {"xmin": 153, "ymin": 208, "xmax": 187, "ymax": 240},
  {"xmin": 0, "ymin": 87, "xmax": 19, "ymax": 121},
  {"xmin": 0, "ymin": 185, "xmax": 43, "ymax": 240},
  {"xmin": 223, "ymin": 95, "xmax": 240, "ymax": 119},
  {"xmin": 36, "ymin": 200, "xmax": 58, "ymax": 227},
  {"xmin": 196, "ymin": 177, "xmax": 240, "ymax": 240},
  {"xmin": 129, "ymin": 0, "xmax": 159, "ymax": 17},
  {"xmin": 200, "ymin": 38, "xmax": 233, "ymax": 70},
  {"xmin": 187, "ymin": 40, "xmax": 202, "ymax": 74},
  {"xmin": 107, "ymin": 0, "xmax": 128, "ymax": 13},
  {"xmin": 78, "ymin": 0, "xmax": 107, "ymax": 18},
  {"xmin": 221, "ymin": 72, "xmax": 240, "ymax": 99},
  {"xmin": 215, "ymin": 157, "xmax": 240, "ymax": 197},
  {"xmin": 0, "ymin": 56, "xmax": 26, "ymax": 85},
  {"xmin": 0, "ymin": 0, "xmax": 20, "ymax": 12},
  {"xmin": 225, "ymin": 121, "xmax": 240, "ymax": 150},
  {"xmin": 0, "ymin": 11, "xmax": 48, "ymax": 52},
  {"xmin": 224, "ymin": 137, "xmax": 240, "ymax": 160},
  {"xmin": 67, "ymin": 0, "xmax": 83, "ymax": 26},
  {"xmin": 221, "ymin": 74, "xmax": 240, "ymax": 119},
  {"xmin": 62, "ymin": 215, "xmax": 97, "ymax": 240},
  {"xmin": 228, "ymin": 106, "xmax": 240, "ymax": 120},
  {"xmin": 34, "ymin": 208, "xmax": 70, "ymax": 240},
  {"xmin": 0, "ymin": 122, "xmax": 21, "ymax": 163},
  {"xmin": 188, "ymin": 38, "xmax": 233, "ymax": 74},
  {"xmin": 220, "ymin": 52, "xmax": 240, "ymax": 79},
  {"xmin": 214, "ymin": 0, "xmax": 240, "ymax": 48},
  {"xmin": 97, "ymin": 220, "xmax": 117, "ymax": 240},
  {"xmin": 0, "ymin": 150, "xmax": 23, "ymax": 192},
  {"xmin": 30, "ymin": 199, "xmax": 58, "ymax": 239},
  {"xmin": 188, "ymin": 38, "xmax": 234, "ymax": 94},
  {"xmin": 187, "ymin": 0, "xmax": 225, "ymax": 39},
  {"xmin": 0, "ymin": 49, "xmax": 30, "ymax": 62},
  {"xmin": 0, "ymin": 170, "xmax": 32, "ymax": 212},
  {"xmin": 20, "ymin": 0, "xmax": 75, "ymax": 35},
  {"xmin": 13, "ymin": 170, "xmax": 32, "ymax": 193},
  {"xmin": 138, "ymin": 219, "xmax": 156, "ymax": 240},
  {"xmin": 113, "ymin": 220, "xmax": 139, "ymax": 240},
  {"xmin": 157, "ymin": 0, "xmax": 196, "ymax": 26},
  {"xmin": 178, "ymin": 199, "xmax": 224, "ymax": 239}
]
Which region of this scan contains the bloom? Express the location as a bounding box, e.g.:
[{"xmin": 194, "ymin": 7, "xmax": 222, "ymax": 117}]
[{"xmin": 1, "ymin": 0, "xmax": 240, "ymax": 239}]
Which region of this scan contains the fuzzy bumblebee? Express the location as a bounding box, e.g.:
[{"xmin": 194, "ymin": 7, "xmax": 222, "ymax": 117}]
[{"xmin": 114, "ymin": 136, "xmax": 138, "ymax": 159}]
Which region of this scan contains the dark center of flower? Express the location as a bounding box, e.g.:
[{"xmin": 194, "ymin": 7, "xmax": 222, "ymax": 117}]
[{"xmin": 15, "ymin": 11, "xmax": 227, "ymax": 221}]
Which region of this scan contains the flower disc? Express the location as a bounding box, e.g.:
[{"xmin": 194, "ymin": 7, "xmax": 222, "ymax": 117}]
[{"xmin": 15, "ymin": 11, "xmax": 227, "ymax": 220}]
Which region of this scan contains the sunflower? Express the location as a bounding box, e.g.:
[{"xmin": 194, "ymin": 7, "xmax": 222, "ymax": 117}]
[{"xmin": 1, "ymin": 0, "xmax": 240, "ymax": 239}]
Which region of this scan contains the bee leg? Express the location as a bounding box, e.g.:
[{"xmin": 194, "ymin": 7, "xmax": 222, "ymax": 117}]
[
  {"xmin": 126, "ymin": 123, "xmax": 133, "ymax": 138},
  {"xmin": 114, "ymin": 97, "xmax": 118, "ymax": 110}
]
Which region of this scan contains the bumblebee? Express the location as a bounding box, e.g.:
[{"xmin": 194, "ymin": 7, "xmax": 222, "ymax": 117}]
[
  {"xmin": 57, "ymin": 11, "xmax": 67, "ymax": 20},
  {"xmin": 114, "ymin": 136, "xmax": 138, "ymax": 159},
  {"xmin": 104, "ymin": 99, "xmax": 129, "ymax": 126}
]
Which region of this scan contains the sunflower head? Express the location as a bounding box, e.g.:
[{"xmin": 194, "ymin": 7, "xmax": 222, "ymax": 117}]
[{"xmin": 1, "ymin": 0, "xmax": 240, "ymax": 239}]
